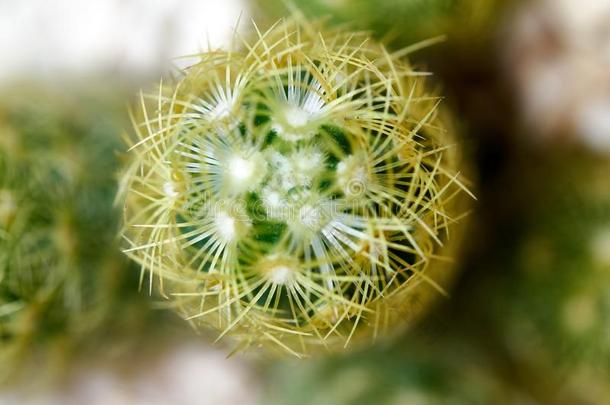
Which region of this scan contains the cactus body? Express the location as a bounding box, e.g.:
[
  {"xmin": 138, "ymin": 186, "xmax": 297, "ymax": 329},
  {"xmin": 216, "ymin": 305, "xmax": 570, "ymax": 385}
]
[
  {"xmin": 479, "ymin": 154, "xmax": 610, "ymax": 403},
  {"xmin": 0, "ymin": 86, "xmax": 149, "ymax": 383},
  {"xmin": 120, "ymin": 17, "xmax": 471, "ymax": 356},
  {"xmin": 265, "ymin": 339, "xmax": 527, "ymax": 405}
]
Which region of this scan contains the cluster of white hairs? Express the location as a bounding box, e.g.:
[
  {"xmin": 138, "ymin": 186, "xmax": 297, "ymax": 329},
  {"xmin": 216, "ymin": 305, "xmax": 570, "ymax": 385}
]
[{"xmin": 120, "ymin": 15, "xmax": 472, "ymax": 357}]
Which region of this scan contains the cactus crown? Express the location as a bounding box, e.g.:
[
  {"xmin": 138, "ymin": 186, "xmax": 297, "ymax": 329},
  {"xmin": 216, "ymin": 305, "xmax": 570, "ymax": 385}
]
[{"xmin": 121, "ymin": 16, "xmax": 471, "ymax": 356}]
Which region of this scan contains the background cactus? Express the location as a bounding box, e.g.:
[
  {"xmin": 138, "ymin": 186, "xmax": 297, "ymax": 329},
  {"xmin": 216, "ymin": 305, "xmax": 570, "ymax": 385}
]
[
  {"xmin": 254, "ymin": 0, "xmax": 503, "ymax": 47},
  {"xmin": 120, "ymin": 16, "xmax": 472, "ymax": 357},
  {"xmin": 454, "ymin": 151, "xmax": 610, "ymax": 404},
  {"xmin": 503, "ymin": 156, "xmax": 609, "ymax": 403},
  {"xmin": 0, "ymin": 84, "xmax": 158, "ymax": 384},
  {"xmin": 264, "ymin": 332, "xmax": 530, "ymax": 405}
]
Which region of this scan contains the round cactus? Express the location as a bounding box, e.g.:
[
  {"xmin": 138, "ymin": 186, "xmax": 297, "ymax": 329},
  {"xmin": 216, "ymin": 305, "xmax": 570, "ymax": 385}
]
[
  {"xmin": 0, "ymin": 86, "xmax": 151, "ymax": 383},
  {"xmin": 479, "ymin": 154, "xmax": 610, "ymax": 403},
  {"xmin": 120, "ymin": 16, "xmax": 472, "ymax": 356}
]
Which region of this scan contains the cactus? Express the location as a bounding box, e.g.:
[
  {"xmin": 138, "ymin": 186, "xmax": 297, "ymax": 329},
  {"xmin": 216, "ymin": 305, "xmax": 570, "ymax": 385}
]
[
  {"xmin": 477, "ymin": 153, "xmax": 610, "ymax": 403},
  {"xmin": 120, "ymin": 16, "xmax": 472, "ymax": 357},
  {"xmin": 254, "ymin": 0, "xmax": 506, "ymax": 47},
  {"xmin": 264, "ymin": 337, "xmax": 527, "ymax": 405},
  {"xmin": 0, "ymin": 85, "xmax": 153, "ymax": 383}
]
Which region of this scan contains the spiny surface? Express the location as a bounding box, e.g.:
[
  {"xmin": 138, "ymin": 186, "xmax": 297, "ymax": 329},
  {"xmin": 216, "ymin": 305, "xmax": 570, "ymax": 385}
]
[{"xmin": 121, "ymin": 17, "xmax": 471, "ymax": 356}]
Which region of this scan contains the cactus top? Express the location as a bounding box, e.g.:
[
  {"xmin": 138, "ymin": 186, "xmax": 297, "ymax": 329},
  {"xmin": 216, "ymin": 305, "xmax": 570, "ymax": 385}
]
[{"xmin": 120, "ymin": 16, "xmax": 471, "ymax": 356}]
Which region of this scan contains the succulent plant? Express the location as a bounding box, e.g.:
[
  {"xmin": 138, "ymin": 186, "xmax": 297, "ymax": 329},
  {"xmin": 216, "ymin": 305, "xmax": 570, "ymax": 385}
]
[
  {"xmin": 264, "ymin": 336, "xmax": 528, "ymax": 405},
  {"xmin": 254, "ymin": 0, "xmax": 506, "ymax": 47},
  {"xmin": 120, "ymin": 16, "xmax": 472, "ymax": 357},
  {"xmin": 478, "ymin": 153, "xmax": 610, "ymax": 403},
  {"xmin": 0, "ymin": 85, "xmax": 152, "ymax": 383}
]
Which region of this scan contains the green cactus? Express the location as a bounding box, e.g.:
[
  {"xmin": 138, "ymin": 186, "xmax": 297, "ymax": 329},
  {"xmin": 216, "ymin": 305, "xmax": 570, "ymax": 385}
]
[
  {"xmin": 120, "ymin": 15, "xmax": 473, "ymax": 357},
  {"xmin": 478, "ymin": 153, "xmax": 610, "ymax": 403},
  {"xmin": 264, "ymin": 336, "xmax": 529, "ymax": 405},
  {"xmin": 254, "ymin": 0, "xmax": 507, "ymax": 47},
  {"xmin": 0, "ymin": 85, "xmax": 155, "ymax": 383}
]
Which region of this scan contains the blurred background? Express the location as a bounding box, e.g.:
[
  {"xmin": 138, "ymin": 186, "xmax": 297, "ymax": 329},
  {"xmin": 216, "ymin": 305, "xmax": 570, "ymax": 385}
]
[{"xmin": 0, "ymin": 0, "xmax": 608, "ymax": 404}]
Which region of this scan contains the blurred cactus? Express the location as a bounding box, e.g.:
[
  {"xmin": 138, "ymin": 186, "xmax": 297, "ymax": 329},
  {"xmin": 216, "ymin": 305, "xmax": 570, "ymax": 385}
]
[
  {"xmin": 120, "ymin": 15, "xmax": 473, "ymax": 357},
  {"xmin": 0, "ymin": 85, "xmax": 155, "ymax": 384},
  {"xmin": 254, "ymin": 0, "xmax": 508, "ymax": 47},
  {"xmin": 478, "ymin": 153, "xmax": 610, "ymax": 403},
  {"xmin": 265, "ymin": 337, "xmax": 529, "ymax": 405}
]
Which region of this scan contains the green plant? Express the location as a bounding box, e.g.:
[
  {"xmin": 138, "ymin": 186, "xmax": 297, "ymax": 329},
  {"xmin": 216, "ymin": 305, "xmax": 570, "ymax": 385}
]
[
  {"xmin": 254, "ymin": 0, "xmax": 506, "ymax": 47},
  {"xmin": 478, "ymin": 153, "xmax": 610, "ymax": 403},
  {"xmin": 0, "ymin": 85, "xmax": 152, "ymax": 383},
  {"xmin": 120, "ymin": 16, "xmax": 472, "ymax": 357},
  {"xmin": 265, "ymin": 336, "xmax": 527, "ymax": 405}
]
